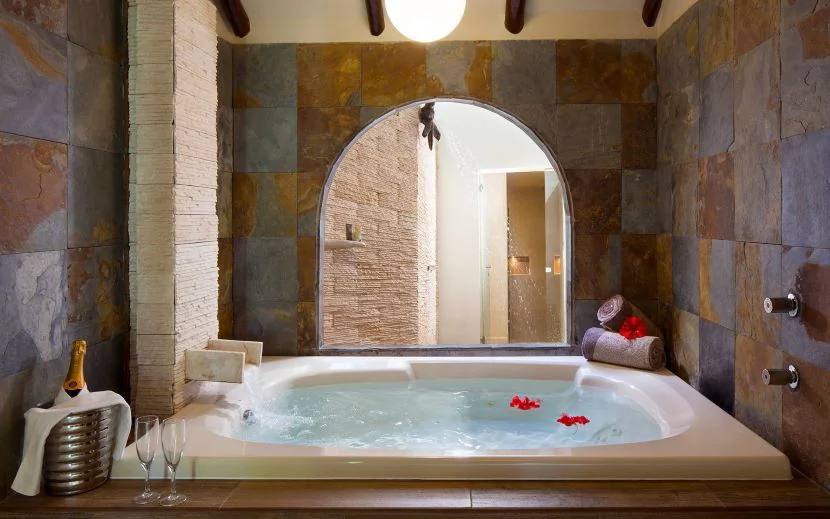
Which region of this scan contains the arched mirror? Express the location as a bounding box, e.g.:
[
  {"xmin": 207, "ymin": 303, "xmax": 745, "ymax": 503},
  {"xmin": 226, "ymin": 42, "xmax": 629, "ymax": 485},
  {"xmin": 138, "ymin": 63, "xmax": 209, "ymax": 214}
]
[{"xmin": 320, "ymin": 100, "xmax": 571, "ymax": 347}]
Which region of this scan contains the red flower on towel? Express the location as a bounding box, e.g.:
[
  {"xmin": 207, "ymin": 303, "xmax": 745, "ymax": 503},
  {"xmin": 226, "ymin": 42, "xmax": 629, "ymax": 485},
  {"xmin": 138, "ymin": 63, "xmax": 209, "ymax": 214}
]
[
  {"xmin": 556, "ymin": 414, "xmax": 590, "ymax": 427},
  {"xmin": 619, "ymin": 316, "xmax": 648, "ymax": 340},
  {"xmin": 510, "ymin": 395, "xmax": 541, "ymax": 410}
]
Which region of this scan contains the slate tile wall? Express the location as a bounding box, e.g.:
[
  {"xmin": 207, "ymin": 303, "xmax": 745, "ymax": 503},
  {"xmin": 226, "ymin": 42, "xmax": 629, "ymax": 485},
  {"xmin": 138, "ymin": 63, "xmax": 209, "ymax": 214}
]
[
  {"xmin": 0, "ymin": 0, "xmax": 128, "ymax": 499},
  {"xmin": 658, "ymin": 0, "xmax": 830, "ymax": 489},
  {"xmin": 228, "ymin": 39, "xmax": 658, "ymax": 356}
]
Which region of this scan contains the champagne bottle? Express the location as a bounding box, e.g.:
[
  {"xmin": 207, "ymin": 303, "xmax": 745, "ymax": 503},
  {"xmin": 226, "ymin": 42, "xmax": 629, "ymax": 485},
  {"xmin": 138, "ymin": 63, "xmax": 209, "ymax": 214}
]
[{"xmin": 54, "ymin": 339, "xmax": 90, "ymax": 405}]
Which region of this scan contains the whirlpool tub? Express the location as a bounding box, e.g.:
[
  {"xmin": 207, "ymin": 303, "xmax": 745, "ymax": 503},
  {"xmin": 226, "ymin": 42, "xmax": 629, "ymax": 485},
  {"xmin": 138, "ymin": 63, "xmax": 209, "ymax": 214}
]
[{"xmin": 111, "ymin": 356, "xmax": 791, "ymax": 480}]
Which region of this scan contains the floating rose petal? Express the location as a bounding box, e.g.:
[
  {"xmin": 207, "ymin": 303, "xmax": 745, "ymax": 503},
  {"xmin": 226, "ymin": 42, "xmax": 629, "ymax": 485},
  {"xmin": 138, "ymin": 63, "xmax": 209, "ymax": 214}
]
[
  {"xmin": 557, "ymin": 413, "xmax": 590, "ymax": 427},
  {"xmin": 509, "ymin": 395, "xmax": 541, "ymax": 410}
]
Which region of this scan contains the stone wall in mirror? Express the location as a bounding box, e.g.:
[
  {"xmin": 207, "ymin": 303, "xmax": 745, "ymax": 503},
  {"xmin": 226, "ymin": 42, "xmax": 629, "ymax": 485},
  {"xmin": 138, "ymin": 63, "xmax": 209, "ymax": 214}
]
[{"xmin": 321, "ymin": 101, "xmax": 570, "ymax": 347}]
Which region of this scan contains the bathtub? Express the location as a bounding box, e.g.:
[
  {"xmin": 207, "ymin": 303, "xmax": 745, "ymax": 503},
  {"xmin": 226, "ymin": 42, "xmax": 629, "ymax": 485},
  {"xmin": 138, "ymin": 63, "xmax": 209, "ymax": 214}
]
[{"xmin": 111, "ymin": 356, "xmax": 791, "ymax": 480}]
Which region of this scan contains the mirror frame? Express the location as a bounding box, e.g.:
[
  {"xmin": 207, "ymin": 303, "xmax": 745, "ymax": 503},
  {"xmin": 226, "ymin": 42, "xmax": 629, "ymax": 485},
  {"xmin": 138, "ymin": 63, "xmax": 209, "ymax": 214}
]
[{"xmin": 316, "ymin": 97, "xmax": 575, "ymax": 354}]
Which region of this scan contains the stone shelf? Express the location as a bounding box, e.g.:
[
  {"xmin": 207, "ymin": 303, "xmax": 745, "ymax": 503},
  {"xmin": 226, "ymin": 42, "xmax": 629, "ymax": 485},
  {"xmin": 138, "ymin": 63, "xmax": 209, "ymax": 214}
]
[{"xmin": 325, "ymin": 240, "xmax": 366, "ymax": 251}]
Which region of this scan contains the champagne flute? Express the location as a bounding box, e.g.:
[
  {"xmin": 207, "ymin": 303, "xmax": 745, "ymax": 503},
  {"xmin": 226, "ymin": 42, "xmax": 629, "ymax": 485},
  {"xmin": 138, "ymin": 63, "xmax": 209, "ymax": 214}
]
[
  {"xmin": 133, "ymin": 415, "xmax": 160, "ymax": 504},
  {"xmin": 159, "ymin": 418, "xmax": 187, "ymax": 506}
]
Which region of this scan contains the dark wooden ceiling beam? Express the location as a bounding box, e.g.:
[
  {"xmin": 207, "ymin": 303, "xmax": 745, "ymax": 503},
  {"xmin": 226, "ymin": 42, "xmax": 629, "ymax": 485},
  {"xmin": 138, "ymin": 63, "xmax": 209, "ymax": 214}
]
[
  {"xmin": 365, "ymin": 0, "xmax": 385, "ymax": 36},
  {"xmin": 642, "ymin": 0, "xmax": 662, "ymax": 27},
  {"xmin": 505, "ymin": 0, "xmax": 527, "ymax": 34},
  {"xmin": 219, "ymin": 0, "xmax": 250, "ymax": 38}
]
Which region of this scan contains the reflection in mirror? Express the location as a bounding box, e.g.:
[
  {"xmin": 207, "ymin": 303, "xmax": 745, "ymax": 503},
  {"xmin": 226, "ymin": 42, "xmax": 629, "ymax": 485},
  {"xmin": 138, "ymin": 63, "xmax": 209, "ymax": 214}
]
[{"xmin": 322, "ymin": 101, "xmax": 569, "ymax": 347}]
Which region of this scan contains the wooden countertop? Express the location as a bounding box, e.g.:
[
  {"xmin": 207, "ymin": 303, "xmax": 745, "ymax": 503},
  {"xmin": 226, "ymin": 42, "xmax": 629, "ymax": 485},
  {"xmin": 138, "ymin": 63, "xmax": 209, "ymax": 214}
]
[{"xmin": 2, "ymin": 476, "xmax": 830, "ymax": 518}]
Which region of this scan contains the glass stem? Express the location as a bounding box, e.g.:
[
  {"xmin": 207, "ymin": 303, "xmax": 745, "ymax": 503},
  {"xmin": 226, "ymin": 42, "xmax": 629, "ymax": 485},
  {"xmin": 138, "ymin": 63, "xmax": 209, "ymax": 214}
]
[
  {"xmin": 143, "ymin": 463, "xmax": 151, "ymax": 495},
  {"xmin": 170, "ymin": 465, "xmax": 177, "ymax": 496}
]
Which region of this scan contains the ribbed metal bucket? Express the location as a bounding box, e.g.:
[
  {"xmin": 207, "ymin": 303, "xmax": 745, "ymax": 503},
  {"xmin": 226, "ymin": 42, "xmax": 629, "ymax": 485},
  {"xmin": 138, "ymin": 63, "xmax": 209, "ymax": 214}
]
[{"xmin": 42, "ymin": 405, "xmax": 118, "ymax": 496}]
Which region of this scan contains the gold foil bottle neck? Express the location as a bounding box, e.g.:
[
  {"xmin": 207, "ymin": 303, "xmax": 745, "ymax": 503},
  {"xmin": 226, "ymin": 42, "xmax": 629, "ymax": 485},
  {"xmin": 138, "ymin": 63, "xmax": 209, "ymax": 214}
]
[{"xmin": 63, "ymin": 339, "xmax": 87, "ymax": 395}]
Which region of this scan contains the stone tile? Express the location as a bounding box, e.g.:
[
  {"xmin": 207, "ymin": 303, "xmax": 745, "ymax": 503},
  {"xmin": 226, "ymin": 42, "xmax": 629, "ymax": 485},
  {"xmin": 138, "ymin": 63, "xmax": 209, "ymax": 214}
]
[
  {"xmin": 218, "ymin": 302, "xmax": 233, "ymax": 339},
  {"xmin": 781, "ymin": 7, "xmax": 830, "ymax": 138},
  {"xmin": 782, "ymin": 127, "xmax": 830, "ymax": 248},
  {"xmin": 672, "ymin": 161, "xmax": 699, "ymax": 237},
  {"xmin": 297, "ymin": 301, "xmax": 317, "ymax": 355},
  {"xmin": 297, "ymin": 107, "xmax": 360, "ymax": 173},
  {"xmin": 782, "ymin": 247, "xmax": 830, "ymax": 370},
  {"xmin": 0, "ymin": 0, "xmax": 66, "ymax": 35},
  {"xmin": 573, "ymin": 235, "xmax": 621, "ymax": 299},
  {"xmin": 782, "ymin": 355, "xmax": 830, "ymax": 488},
  {"xmin": 620, "ymin": 39, "xmax": 657, "ymax": 103},
  {"xmin": 673, "ymin": 235, "xmax": 700, "ymax": 314},
  {"xmin": 0, "ymin": 133, "xmax": 67, "ymax": 254},
  {"xmin": 297, "ymin": 236, "xmax": 316, "ymax": 303},
  {"xmin": 699, "ymin": 318, "xmax": 736, "ymax": 413},
  {"xmin": 426, "ymin": 41, "xmax": 492, "ymax": 100},
  {"xmin": 232, "ymin": 173, "xmax": 297, "ymax": 238},
  {"xmin": 622, "ymin": 234, "xmax": 657, "ymax": 300},
  {"xmin": 298, "ymin": 170, "xmax": 324, "ymax": 236},
  {"xmin": 697, "ymin": 152, "xmax": 735, "ymax": 240},
  {"xmin": 573, "ymin": 299, "xmax": 602, "ymax": 345},
  {"xmin": 734, "ymin": 141, "xmax": 781, "ymax": 244},
  {"xmin": 555, "ymin": 104, "xmax": 621, "ymax": 169},
  {"xmin": 735, "ymin": 0, "xmax": 780, "ymax": 57},
  {"xmin": 699, "ymin": 0, "xmax": 734, "ymax": 76},
  {"xmin": 297, "ymin": 43, "xmax": 361, "ymax": 107},
  {"xmin": 234, "ymin": 300, "xmax": 297, "ymax": 356},
  {"xmin": 359, "ymin": 106, "xmax": 389, "ymax": 126},
  {"xmin": 0, "ymin": 12, "xmax": 67, "ymax": 143},
  {"xmin": 736, "ymin": 242, "xmax": 781, "ymax": 347},
  {"xmin": 503, "ymin": 104, "xmax": 556, "ymax": 154},
  {"xmin": 217, "ymin": 37, "xmax": 232, "ymax": 107},
  {"xmin": 233, "ymin": 107, "xmax": 297, "ymax": 172},
  {"xmin": 658, "ymin": 83, "xmax": 700, "ymax": 165},
  {"xmin": 656, "ymin": 4, "xmax": 699, "ymax": 93},
  {"xmin": 700, "ymin": 239, "xmax": 736, "ymax": 330},
  {"xmin": 0, "ymin": 251, "xmax": 66, "ymax": 378},
  {"xmin": 700, "ymin": 64, "xmax": 734, "ymax": 156},
  {"xmin": 735, "ymin": 334, "xmax": 782, "ymax": 448},
  {"xmin": 622, "ymin": 170, "xmax": 658, "ymax": 234},
  {"xmin": 565, "ymin": 169, "xmax": 621, "ymax": 234},
  {"xmin": 67, "ymin": 246, "xmax": 126, "ymax": 346},
  {"xmin": 556, "ymin": 40, "xmax": 621, "ymax": 104},
  {"xmin": 217, "ymin": 171, "xmax": 232, "ymax": 239},
  {"xmin": 492, "ymin": 40, "xmax": 556, "ymax": 105},
  {"xmin": 83, "ymin": 334, "xmax": 125, "ymax": 393},
  {"xmin": 782, "ymin": 0, "xmax": 830, "ymax": 29},
  {"xmin": 670, "ymin": 307, "xmax": 700, "ymax": 389},
  {"xmin": 232, "ymin": 43, "xmax": 296, "ymax": 108},
  {"xmin": 67, "ymin": 0, "xmax": 123, "ymax": 62},
  {"xmin": 218, "ymin": 238, "xmax": 233, "ymax": 305},
  {"xmin": 656, "ymin": 165, "xmax": 673, "ymax": 234},
  {"xmin": 361, "ymin": 43, "xmax": 426, "ymax": 107},
  {"xmin": 734, "ymin": 38, "xmax": 780, "ymax": 149},
  {"xmin": 656, "ymin": 233, "xmax": 673, "ymax": 304},
  {"xmin": 233, "ymin": 237, "xmax": 297, "ymax": 303},
  {"xmin": 68, "ymin": 146, "xmax": 125, "ymax": 248},
  {"xmin": 218, "ymin": 105, "xmax": 233, "ymax": 172},
  {"xmin": 621, "ymin": 104, "xmax": 656, "ymax": 170},
  {"xmin": 69, "ymin": 42, "xmax": 123, "ymax": 153}
]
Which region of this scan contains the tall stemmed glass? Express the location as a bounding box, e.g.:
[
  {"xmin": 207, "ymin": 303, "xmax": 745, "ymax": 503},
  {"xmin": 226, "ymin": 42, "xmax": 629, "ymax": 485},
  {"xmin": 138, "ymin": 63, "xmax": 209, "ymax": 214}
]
[
  {"xmin": 133, "ymin": 415, "xmax": 160, "ymax": 504},
  {"xmin": 159, "ymin": 418, "xmax": 187, "ymax": 506}
]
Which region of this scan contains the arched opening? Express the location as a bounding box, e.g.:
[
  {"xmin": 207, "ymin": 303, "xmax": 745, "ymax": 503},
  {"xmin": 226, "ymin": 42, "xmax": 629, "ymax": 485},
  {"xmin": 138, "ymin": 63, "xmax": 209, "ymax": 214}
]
[{"xmin": 317, "ymin": 97, "xmax": 573, "ymax": 350}]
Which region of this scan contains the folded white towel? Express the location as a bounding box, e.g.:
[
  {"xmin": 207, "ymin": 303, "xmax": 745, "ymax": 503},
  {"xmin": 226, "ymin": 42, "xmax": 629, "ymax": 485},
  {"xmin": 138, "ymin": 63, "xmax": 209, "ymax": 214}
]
[{"xmin": 11, "ymin": 391, "xmax": 131, "ymax": 496}]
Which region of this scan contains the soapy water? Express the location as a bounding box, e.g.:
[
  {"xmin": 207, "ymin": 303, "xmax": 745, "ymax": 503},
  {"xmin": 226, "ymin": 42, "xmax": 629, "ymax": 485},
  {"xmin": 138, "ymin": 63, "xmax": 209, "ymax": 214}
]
[{"xmin": 227, "ymin": 378, "xmax": 664, "ymax": 451}]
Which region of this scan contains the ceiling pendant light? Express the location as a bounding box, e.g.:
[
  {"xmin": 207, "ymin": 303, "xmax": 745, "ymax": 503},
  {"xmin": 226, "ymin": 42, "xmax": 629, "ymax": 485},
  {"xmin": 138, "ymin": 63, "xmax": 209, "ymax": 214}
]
[{"xmin": 385, "ymin": 0, "xmax": 466, "ymax": 43}]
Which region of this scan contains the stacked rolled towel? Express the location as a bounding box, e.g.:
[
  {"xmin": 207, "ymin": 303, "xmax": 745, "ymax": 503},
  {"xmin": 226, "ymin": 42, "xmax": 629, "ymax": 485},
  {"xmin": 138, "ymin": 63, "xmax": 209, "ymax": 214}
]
[
  {"xmin": 581, "ymin": 327, "xmax": 665, "ymax": 371},
  {"xmin": 597, "ymin": 294, "xmax": 663, "ymax": 340}
]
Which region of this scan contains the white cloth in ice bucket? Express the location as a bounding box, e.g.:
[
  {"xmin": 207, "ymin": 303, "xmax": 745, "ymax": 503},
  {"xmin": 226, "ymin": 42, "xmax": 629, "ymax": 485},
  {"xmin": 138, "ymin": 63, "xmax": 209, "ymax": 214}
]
[{"xmin": 12, "ymin": 391, "xmax": 131, "ymax": 496}]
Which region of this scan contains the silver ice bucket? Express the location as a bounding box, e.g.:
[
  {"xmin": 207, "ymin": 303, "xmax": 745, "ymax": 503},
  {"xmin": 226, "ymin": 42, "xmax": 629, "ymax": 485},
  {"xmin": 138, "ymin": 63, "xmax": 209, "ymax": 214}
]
[{"xmin": 42, "ymin": 405, "xmax": 119, "ymax": 496}]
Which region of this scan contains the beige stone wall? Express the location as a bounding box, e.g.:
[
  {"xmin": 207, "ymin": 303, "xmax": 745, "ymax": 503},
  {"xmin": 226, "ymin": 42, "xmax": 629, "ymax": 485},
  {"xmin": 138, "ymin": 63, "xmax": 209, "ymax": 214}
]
[
  {"xmin": 416, "ymin": 127, "xmax": 437, "ymax": 344},
  {"xmin": 323, "ymin": 108, "xmax": 436, "ymax": 345},
  {"xmin": 128, "ymin": 0, "xmax": 218, "ymax": 415}
]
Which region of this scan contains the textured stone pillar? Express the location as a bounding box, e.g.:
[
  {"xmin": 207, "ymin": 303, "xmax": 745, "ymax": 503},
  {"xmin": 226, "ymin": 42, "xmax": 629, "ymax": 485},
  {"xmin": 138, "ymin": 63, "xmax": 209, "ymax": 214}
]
[{"xmin": 128, "ymin": 0, "xmax": 218, "ymax": 416}]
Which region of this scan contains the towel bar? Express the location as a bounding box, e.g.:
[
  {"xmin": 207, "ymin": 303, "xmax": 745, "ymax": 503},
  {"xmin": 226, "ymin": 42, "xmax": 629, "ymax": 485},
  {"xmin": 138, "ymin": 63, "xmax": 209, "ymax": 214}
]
[{"xmin": 42, "ymin": 405, "xmax": 119, "ymax": 496}]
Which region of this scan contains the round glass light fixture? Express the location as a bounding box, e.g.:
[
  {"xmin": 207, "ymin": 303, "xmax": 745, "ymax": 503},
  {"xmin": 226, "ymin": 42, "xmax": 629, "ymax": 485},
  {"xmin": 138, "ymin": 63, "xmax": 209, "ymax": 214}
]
[{"xmin": 385, "ymin": 0, "xmax": 466, "ymax": 43}]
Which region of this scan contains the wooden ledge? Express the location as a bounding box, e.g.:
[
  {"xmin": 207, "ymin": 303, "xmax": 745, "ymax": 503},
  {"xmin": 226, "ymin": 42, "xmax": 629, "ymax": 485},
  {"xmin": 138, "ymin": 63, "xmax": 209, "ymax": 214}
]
[{"xmin": 2, "ymin": 476, "xmax": 829, "ymax": 518}]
